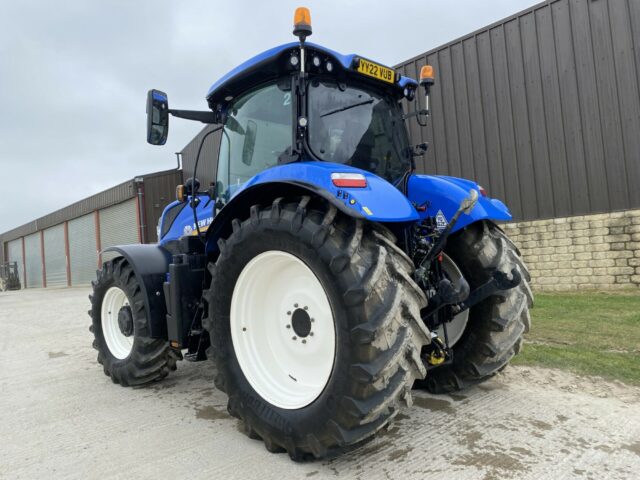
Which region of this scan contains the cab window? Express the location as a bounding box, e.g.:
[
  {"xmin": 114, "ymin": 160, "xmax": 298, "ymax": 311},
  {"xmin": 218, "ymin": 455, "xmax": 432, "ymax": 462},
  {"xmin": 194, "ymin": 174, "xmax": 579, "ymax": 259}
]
[{"xmin": 216, "ymin": 82, "xmax": 292, "ymax": 200}]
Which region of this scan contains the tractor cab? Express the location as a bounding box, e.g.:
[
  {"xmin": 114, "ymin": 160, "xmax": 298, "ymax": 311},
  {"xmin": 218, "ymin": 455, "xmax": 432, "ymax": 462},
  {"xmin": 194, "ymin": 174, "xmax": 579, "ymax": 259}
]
[
  {"xmin": 208, "ymin": 42, "xmax": 417, "ymax": 202},
  {"xmin": 146, "ymin": 9, "xmax": 426, "ymax": 214}
]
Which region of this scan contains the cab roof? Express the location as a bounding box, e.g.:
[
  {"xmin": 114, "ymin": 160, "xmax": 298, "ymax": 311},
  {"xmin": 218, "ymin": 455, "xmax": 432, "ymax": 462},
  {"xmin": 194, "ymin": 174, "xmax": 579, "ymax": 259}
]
[{"xmin": 205, "ymin": 42, "xmax": 417, "ymax": 107}]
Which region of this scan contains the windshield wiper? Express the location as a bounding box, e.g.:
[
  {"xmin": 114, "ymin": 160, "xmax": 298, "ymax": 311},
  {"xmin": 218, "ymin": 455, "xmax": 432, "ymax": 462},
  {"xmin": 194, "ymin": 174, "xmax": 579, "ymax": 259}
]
[{"xmin": 321, "ymin": 98, "xmax": 374, "ymax": 117}]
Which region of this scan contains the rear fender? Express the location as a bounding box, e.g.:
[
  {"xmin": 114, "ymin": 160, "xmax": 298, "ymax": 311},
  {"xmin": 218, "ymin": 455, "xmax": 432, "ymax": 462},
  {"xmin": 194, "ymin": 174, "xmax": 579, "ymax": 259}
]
[
  {"xmin": 407, "ymin": 174, "xmax": 512, "ymax": 233},
  {"xmin": 204, "ymin": 161, "xmax": 419, "ymax": 254},
  {"xmin": 102, "ymin": 244, "xmax": 171, "ymax": 339}
]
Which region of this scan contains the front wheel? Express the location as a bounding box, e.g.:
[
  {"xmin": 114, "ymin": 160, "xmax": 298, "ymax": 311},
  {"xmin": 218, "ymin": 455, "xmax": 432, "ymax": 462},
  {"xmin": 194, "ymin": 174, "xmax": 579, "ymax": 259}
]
[
  {"xmin": 89, "ymin": 257, "xmax": 178, "ymax": 386},
  {"xmin": 203, "ymin": 197, "xmax": 430, "ymax": 460},
  {"xmin": 422, "ymin": 221, "xmax": 533, "ymax": 394}
]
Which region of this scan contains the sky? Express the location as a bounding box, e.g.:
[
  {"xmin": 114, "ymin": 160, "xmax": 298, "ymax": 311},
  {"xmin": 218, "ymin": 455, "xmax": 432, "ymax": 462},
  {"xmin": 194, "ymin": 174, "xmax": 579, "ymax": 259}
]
[{"xmin": 0, "ymin": 0, "xmax": 541, "ymax": 233}]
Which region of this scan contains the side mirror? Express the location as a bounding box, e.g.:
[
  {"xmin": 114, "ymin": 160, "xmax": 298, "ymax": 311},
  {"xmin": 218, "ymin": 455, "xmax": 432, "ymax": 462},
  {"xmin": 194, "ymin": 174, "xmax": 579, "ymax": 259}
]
[{"xmin": 146, "ymin": 89, "xmax": 169, "ymax": 145}]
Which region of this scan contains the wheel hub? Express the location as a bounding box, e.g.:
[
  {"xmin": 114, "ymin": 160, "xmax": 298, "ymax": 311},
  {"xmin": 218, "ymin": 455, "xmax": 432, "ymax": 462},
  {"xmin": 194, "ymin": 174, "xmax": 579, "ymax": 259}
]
[
  {"xmin": 230, "ymin": 250, "xmax": 336, "ymax": 410},
  {"xmin": 117, "ymin": 306, "xmax": 134, "ymax": 337},
  {"xmin": 291, "ymin": 307, "xmax": 312, "ymax": 338},
  {"xmin": 101, "ymin": 286, "xmax": 134, "ymax": 360},
  {"xmin": 435, "ymin": 254, "xmax": 470, "ymax": 347}
]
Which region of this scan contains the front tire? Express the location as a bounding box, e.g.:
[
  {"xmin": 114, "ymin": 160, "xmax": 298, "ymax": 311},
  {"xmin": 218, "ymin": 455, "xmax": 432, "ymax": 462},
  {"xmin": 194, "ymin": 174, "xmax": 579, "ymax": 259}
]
[
  {"xmin": 423, "ymin": 221, "xmax": 533, "ymax": 394},
  {"xmin": 89, "ymin": 257, "xmax": 178, "ymax": 386},
  {"xmin": 203, "ymin": 197, "xmax": 430, "ymax": 460}
]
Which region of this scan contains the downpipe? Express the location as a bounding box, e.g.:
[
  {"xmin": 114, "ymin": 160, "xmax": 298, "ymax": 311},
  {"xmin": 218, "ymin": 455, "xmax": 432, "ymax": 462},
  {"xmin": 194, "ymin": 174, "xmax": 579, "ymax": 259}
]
[{"xmin": 135, "ymin": 179, "xmax": 147, "ymax": 244}]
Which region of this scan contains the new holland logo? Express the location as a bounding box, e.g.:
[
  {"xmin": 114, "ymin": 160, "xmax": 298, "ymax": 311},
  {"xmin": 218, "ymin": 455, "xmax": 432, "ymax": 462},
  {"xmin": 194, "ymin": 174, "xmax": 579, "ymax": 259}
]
[{"xmin": 435, "ymin": 210, "xmax": 448, "ymax": 231}]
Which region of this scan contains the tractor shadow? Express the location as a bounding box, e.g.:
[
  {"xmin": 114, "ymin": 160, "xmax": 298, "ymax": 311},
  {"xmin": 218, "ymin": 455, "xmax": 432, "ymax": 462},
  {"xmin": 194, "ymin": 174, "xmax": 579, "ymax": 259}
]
[{"xmin": 140, "ymin": 361, "xmax": 520, "ymax": 470}]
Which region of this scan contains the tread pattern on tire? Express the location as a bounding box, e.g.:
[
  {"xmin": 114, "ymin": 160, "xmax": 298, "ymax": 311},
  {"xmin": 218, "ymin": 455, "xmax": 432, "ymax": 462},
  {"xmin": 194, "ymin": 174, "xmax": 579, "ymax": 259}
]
[
  {"xmin": 422, "ymin": 221, "xmax": 533, "ymax": 394},
  {"xmin": 201, "ymin": 196, "xmax": 430, "ymax": 460},
  {"xmin": 89, "ymin": 257, "xmax": 178, "ymax": 387}
]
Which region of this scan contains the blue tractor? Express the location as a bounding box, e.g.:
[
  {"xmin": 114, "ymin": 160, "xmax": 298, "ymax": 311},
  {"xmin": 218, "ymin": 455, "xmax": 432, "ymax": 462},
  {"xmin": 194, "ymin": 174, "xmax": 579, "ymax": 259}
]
[{"xmin": 89, "ymin": 8, "xmax": 532, "ymax": 460}]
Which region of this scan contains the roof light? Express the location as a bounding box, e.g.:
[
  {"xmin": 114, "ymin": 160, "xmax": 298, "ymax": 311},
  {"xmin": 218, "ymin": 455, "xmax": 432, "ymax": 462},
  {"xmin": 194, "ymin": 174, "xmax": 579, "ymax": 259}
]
[
  {"xmin": 404, "ymin": 86, "xmax": 415, "ymax": 101},
  {"xmin": 478, "ymin": 185, "xmax": 487, "ymax": 197},
  {"xmin": 331, "ymin": 173, "xmax": 367, "ymax": 188},
  {"xmin": 293, "ymin": 7, "xmax": 312, "ymax": 39},
  {"xmin": 312, "ymin": 55, "xmax": 321, "ymax": 67},
  {"xmin": 325, "ymin": 61, "xmax": 333, "ymax": 72},
  {"xmin": 420, "ymin": 65, "xmax": 435, "ymax": 86}
]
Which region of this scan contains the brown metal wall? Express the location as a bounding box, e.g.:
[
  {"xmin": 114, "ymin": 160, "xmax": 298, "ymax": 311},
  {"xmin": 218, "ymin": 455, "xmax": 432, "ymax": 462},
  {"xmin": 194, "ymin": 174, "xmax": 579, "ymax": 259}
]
[
  {"xmin": 181, "ymin": 124, "xmax": 222, "ymax": 189},
  {"xmin": 396, "ymin": 0, "xmax": 640, "ymax": 221},
  {"xmin": 142, "ymin": 169, "xmax": 183, "ymax": 243}
]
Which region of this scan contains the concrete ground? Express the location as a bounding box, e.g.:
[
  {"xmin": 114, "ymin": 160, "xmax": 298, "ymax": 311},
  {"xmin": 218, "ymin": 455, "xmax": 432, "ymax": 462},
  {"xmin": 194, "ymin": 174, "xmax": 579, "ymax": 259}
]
[{"xmin": 0, "ymin": 288, "xmax": 639, "ymax": 480}]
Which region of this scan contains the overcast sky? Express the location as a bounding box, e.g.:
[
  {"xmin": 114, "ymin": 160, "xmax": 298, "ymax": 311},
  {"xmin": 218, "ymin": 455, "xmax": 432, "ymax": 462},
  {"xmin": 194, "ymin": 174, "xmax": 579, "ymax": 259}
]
[{"xmin": 0, "ymin": 0, "xmax": 541, "ymax": 233}]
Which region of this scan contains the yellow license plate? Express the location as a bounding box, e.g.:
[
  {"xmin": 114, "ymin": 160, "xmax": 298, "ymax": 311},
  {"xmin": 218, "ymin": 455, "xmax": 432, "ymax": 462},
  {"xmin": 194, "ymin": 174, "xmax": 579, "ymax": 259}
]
[{"xmin": 357, "ymin": 58, "xmax": 395, "ymax": 84}]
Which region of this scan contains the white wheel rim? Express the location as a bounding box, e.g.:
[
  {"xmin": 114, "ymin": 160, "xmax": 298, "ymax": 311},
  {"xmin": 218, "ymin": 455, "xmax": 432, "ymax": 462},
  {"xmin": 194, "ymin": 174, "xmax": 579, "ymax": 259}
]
[
  {"xmin": 101, "ymin": 286, "xmax": 134, "ymax": 360},
  {"xmin": 231, "ymin": 250, "xmax": 336, "ymax": 410},
  {"xmin": 435, "ymin": 254, "xmax": 470, "ymax": 347}
]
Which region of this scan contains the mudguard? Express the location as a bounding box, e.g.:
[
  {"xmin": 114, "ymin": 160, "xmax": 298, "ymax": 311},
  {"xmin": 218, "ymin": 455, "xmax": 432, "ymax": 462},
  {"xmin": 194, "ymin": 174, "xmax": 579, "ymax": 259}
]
[
  {"xmin": 200, "ymin": 161, "xmax": 420, "ymax": 253},
  {"xmin": 101, "ymin": 244, "xmax": 171, "ymax": 339},
  {"xmin": 159, "ymin": 161, "xmax": 419, "ymax": 249},
  {"xmin": 236, "ymin": 161, "xmax": 419, "ymax": 221},
  {"xmin": 407, "ymin": 174, "xmax": 512, "ymax": 233}
]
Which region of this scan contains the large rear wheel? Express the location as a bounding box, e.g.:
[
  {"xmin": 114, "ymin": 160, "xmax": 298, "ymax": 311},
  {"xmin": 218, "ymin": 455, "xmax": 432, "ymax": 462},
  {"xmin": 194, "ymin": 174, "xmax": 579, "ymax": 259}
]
[{"xmin": 203, "ymin": 197, "xmax": 430, "ymax": 460}]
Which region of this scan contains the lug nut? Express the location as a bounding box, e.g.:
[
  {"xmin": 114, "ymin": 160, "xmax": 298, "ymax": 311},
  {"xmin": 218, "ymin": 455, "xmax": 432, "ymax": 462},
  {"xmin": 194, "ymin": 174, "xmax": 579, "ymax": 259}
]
[
  {"xmin": 287, "ymin": 311, "xmax": 291, "ymax": 315},
  {"xmin": 292, "ymin": 336, "xmax": 297, "ymax": 341},
  {"xmin": 286, "ymin": 324, "xmax": 291, "ymax": 329},
  {"xmin": 310, "ymin": 332, "xmax": 314, "ymax": 336},
  {"xmin": 304, "ymin": 306, "xmax": 308, "ymax": 310},
  {"xmin": 294, "ymin": 303, "xmax": 299, "ymax": 308},
  {"xmin": 302, "ymin": 339, "xmax": 307, "ymax": 344}
]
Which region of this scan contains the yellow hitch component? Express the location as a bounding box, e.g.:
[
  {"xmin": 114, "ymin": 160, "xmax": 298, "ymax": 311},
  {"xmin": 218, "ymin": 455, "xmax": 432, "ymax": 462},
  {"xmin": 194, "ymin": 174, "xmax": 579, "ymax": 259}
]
[{"xmin": 427, "ymin": 351, "xmax": 446, "ymax": 366}]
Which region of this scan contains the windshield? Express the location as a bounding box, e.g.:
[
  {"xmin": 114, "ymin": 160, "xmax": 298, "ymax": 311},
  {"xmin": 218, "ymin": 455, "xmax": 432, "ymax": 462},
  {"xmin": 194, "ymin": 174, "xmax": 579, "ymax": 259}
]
[
  {"xmin": 308, "ymin": 77, "xmax": 411, "ymax": 183},
  {"xmin": 217, "ymin": 81, "xmax": 292, "ymax": 200}
]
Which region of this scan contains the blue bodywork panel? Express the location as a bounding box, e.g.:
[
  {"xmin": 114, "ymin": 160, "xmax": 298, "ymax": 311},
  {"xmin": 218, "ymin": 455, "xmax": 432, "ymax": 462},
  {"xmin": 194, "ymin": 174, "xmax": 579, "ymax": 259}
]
[
  {"xmin": 159, "ymin": 196, "xmax": 215, "ymax": 245},
  {"xmin": 158, "ymin": 161, "xmax": 418, "ymax": 246},
  {"xmin": 206, "ymin": 42, "xmax": 417, "ymax": 102},
  {"xmin": 407, "ymin": 174, "xmax": 511, "ymax": 232},
  {"xmin": 158, "ymin": 163, "xmax": 511, "ymax": 246},
  {"xmin": 231, "ymin": 161, "xmax": 418, "ymax": 222}
]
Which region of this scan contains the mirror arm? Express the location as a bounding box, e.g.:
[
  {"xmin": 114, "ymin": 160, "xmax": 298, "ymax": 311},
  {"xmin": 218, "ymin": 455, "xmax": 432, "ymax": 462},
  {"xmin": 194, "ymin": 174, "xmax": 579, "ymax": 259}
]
[{"xmin": 169, "ymin": 109, "xmax": 218, "ymax": 124}]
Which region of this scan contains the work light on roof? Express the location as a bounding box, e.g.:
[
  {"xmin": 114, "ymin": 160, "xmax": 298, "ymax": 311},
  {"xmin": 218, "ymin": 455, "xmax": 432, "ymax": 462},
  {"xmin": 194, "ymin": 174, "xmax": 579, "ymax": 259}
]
[
  {"xmin": 293, "ymin": 7, "xmax": 312, "ymax": 40},
  {"xmin": 419, "ymin": 65, "xmax": 435, "ymax": 86}
]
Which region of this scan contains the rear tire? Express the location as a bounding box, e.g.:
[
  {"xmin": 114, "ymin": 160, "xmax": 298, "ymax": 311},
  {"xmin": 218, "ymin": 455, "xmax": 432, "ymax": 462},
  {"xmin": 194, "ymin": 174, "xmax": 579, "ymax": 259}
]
[
  {"xmin": 89, "ymin": 257, "xmax": 178, "ymax": 386},
  {"xmin": 203, "ymin": 197, "xmax": 430, "ymax": 460},
  {"xmin": 422, "ymin": 221, "xmax": 533, "ymax": 394}
]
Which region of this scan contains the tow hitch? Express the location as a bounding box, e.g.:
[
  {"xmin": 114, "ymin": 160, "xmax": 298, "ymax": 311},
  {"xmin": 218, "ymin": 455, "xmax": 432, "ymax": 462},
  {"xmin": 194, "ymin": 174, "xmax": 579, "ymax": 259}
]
[
  {"xmin": 422, "ymin": 266, "xmax": 522, "ymax": 321},
  {"xmin": 422, "ymin": 267, "xmax": 521, "ymax": 368}
]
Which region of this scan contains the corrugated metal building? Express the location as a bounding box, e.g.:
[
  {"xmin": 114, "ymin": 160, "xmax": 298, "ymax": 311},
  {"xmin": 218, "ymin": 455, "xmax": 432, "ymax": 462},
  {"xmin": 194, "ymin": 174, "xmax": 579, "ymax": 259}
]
[
  {"xmin": 180, "ymin": 0, "xmax": 640, "ymax": 225},
  {"xmin": 396, "ymin": 0, "xmax": 640, "ymax": 222},
  {"xmin": 0, "ymin": 169, "xmax": 182, "ymax": 287},
  {"xmin": 180, "ymin": 124, "xmax": 222, "ymax": 189}
]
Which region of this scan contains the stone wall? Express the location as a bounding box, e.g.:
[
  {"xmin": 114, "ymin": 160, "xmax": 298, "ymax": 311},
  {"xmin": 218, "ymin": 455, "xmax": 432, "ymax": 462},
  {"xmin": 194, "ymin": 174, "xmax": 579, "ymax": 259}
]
[{"xmin": 501, "ymin": 209, "xmax": 640, "ymax": 292}]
